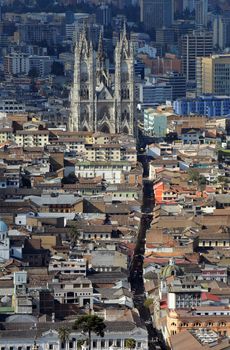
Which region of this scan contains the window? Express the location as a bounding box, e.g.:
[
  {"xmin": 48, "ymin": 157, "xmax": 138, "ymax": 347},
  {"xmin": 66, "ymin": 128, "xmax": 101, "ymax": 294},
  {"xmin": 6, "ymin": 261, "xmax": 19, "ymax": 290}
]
[
  {"xmin": 49, "ymin": 345, "xmax": 53, "ymax": 350},
  {"xmin": 194, "ymin": 322, "xmax": 201, "ymax": 327}
]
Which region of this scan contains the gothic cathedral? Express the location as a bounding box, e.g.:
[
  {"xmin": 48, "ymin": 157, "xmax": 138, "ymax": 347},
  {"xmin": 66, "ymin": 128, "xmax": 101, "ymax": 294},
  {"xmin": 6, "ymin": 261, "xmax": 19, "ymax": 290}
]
[{"xmin": 69, "ymin": 27, "xmax": 135, "ymax": 135}]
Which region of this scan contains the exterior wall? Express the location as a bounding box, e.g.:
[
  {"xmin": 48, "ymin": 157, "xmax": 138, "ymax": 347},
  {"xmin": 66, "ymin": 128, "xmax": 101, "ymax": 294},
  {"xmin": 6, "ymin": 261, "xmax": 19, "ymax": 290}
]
[
  {"xmin": 153, "ymin": 182, "xmax": 164, "ymax": 203},
  {"xmin": 0, "ymin": 329, "xmax": 148, "ymax": 350},
  {"xmin": 0, "ymin": 129, "xmax": 14, "ymax": 143},
  {"xmin": 197, "ymin": 54, "xmax": 230, "ymax": 95},
  {"xmin": 144, "ymin": 109, "xmax": 167, "ymax": 136},
  {"xmin": 70, "ymin": 29, "xmax": 135, "ymax": 135},
  {"xmin": 166, "ymin": 310, "xmax": 230, "ymax": 343},
  {"xmin": 48, "ymin": 259, "xmax": 86, "ymax": 276},
  {"xmin": 198, "ymin": 239, "xmax": 230, "ymax": 248},
  {"xmin": 15, "ymin": 132, "xmax": 49, "ymax": 147}
]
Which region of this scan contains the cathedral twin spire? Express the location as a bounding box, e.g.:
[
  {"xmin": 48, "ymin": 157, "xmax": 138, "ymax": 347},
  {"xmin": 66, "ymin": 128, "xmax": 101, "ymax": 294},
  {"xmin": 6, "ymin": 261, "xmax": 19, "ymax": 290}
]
[{"xmin": 69, "ymin": 25, "xmax": 135, "ymax": 135}]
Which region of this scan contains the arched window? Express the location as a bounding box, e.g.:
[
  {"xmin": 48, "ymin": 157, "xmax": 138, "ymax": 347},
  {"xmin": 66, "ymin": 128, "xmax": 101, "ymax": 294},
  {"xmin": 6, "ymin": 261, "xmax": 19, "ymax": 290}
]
[
  {"xmin": 181, "ymin": 322, "xmax": 188, "ymax": 327},
  {"xmin": 123, "ymin": 126, "xmax": 129, "ymax": 134},
  {"xmin": 121, "ymin": 62, "xmax": 129, "ymax": 82},
  {"xmin": 121, "ymin": 109, "xmax": 130, "ymax": 121},
  {"xmin": 98, "ymin": 105, "xmax": 110, "ymax": 121},
  {"xmin": 80, "ymin": 62, "xmax": 88, "ymax": 82}
]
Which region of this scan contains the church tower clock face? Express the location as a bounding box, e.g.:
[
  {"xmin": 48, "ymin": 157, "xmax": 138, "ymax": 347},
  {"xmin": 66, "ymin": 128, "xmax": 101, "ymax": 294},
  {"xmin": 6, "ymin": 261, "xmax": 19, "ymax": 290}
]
[{"xmin": 69, "ymin": 26, "xmax": 135, "ymax": 136}]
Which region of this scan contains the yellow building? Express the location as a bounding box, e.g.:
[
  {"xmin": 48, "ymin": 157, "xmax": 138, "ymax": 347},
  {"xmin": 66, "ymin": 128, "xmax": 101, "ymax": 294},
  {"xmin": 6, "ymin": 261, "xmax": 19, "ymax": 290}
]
[
  {"xmin": 197, "ymin": 54, "xmax": 230, "ymax": 95},
  {"xmin": 0, "ymin": 127, "xmax": 14, "ymax": 144},
  {"xmin": 15, "ymin": 129, "xmax": 49, "ymax": 147},
  {"xmin": 166, "ymin": 307, "xmax": 230, "ymax": 346}
]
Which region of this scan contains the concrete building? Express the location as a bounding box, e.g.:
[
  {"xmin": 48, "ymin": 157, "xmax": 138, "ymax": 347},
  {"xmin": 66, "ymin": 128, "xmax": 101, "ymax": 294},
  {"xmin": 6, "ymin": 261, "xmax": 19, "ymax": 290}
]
[
  {"xmin": 138, "ymin": 83, "xmax": 172, "ymax": 105},
  {"xmin": 48, "ymin": 258, "xmax": 87, "ymax": 276},
  {"xmin": 195, "ymin": 0, "xmax": 208, "ymax": 28},
  {"xmin": 0, "ymin": 99, "xmax": 25, "ymax": 113},
  {"xmin": 50, "ymin": 276, "xmax": 94, "ymax": 308},
  {"xmin": 196, "ymin": 54, "xmax": 230, "ymax": 96},
  {"xmin": 96, "ymin": 4, "xmax": 111, "ymax": 26},
  {"xmin": 173, "ymin": 95, "xmax": 230, "ymax": 117},
  {"xmin": 18, "ymin": 23, "xmax": 58, "ymax": 46},
  {"xmin": 4, "ymin": 53, "xmax": 30, "ymax": 75},
  {"xmin": 71, "ymin": 160, "xmax": 132, "ymax": 184},
  {"xmin": 29, "ymin": 55, "xmax": 53, "ymax": 77},
  {"xmin": 158, "ymin": 72, "xmax": 186, "ymax": 100},
  {"xmin": 140, "ymin": 0, "xmax": 173, "ymax": 31},
  {"xmin": 180, "ymin": 30, "xmax": 213, "ymax": 81},
  {"xmin": 15, "ymin": 129, "xmax": 49, "ymax": 148},
  {"xmin": 0, "ymin": 220, "xmax": 10, "ymax": 262},
  {"xmin": 0, "ymin": 321, "xmax": 148, "ymax": 350},
  {"xmin": 144, "ymin": 108, "xmax": 168, "ymax": 136},
  {"xmin": 212, "ymin": 14, "xmax": 230, "ymax": 50}
]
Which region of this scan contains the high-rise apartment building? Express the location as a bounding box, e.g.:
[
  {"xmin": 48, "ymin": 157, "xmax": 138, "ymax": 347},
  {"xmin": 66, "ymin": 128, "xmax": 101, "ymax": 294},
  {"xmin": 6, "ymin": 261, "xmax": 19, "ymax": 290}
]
[
  {"xmin": 183, "ymin": 0, "xmax": 195, "ymax": 12},
  {"xmin": 140, "ymin": 0, "xmax": 173, "ymax": 31},
  {"xmin": 212, "ymin": 13, "xmax": 230, "ymax": 50},
  {"xmin": 96, "ymin": 4, "xmax": 111, "ymax": 26},
  {"xmin": 4, "ymin": 53, "xmax": 30, "ymax": 75},
  {"xmin": 181, "ymin": 30, "xmax": 213, "ymax": 81},
  {"xmin": 196, "ymin": 54, "xmax": 230, "ymax": 95},
  {"xmin": 195, "ymin": 0, "xmax": 208, "ymax": 28},
  {"xmin": 158, "ymin": 72, "xmax": 186, "ymax": 100}
]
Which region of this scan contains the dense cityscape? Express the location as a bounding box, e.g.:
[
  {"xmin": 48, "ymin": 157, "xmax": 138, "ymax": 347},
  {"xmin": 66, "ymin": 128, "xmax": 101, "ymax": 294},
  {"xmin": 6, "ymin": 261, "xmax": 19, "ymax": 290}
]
[{"xmin": 0, "ymin": 0, "xmax": 229, "ymax": 349}]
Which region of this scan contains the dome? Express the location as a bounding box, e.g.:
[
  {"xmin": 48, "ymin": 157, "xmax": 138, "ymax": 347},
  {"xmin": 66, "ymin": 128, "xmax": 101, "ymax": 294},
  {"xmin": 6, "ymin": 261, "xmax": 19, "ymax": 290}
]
[
  {"xmin": 0, "ymin": 220, "xmax": 8, "ymax": 232},
  {"xmin": 1, "ymin": 296, "xmax": 11, "ymax": 305},
  {"xmin": 160, "ymin": 259, "xmax": 183, "ymax": 279}
]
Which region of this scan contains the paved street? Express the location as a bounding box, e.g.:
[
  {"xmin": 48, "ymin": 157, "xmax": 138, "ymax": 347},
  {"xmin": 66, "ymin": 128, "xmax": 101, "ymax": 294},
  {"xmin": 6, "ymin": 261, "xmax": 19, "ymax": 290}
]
[{"xmin": 129, "ymin": 179, "xmax": 160, "ymax": 350}]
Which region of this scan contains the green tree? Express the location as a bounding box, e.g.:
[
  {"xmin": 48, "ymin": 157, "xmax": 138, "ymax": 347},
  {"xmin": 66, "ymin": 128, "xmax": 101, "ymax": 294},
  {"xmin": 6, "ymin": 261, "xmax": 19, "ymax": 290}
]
[
  {"xmin": 58, "ymin": 327, "xmax": 70, "ymax": 350},
  {"xmin": 144, "ymin": 298, "xmax": 153, "ymax": 308},
  {"xmin": 73, "ymin": 315, "xmax": 106, "ymax": 350},
  {"xmin": 77, "ymin": 340, "xmax": 85, "ymax": 349},
  {"xmin": 188, "ymin": 169, "xmax": 200, "ymax": 182},
  {"xmin": 69, "ymin": 224, "xmax": 81, "ymax": 247},
  {"xmin": 125, "ymin": 338, "xmax": 136, "ymax": 349}
]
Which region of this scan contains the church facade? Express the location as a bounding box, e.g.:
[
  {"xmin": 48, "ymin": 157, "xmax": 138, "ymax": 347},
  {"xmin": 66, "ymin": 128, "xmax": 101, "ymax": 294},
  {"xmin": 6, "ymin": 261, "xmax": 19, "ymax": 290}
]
[{"xmin": 69, "ymin": 27, "xmax": 135, "ymax": 135}]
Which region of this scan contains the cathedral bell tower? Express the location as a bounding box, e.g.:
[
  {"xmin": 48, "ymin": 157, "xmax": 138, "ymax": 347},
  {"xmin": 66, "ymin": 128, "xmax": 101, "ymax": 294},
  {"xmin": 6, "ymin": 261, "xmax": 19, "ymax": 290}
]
[
  {"xmin": 69, "ymin": 26, "xmax": 95, "ymax": 132},
  {"xmin": 69, "ymin": 25, "xmax": 135, "ymax": 136},
  {"xmin": 114, "ymin": 24, "xmax": 135, "ymax": 135}
]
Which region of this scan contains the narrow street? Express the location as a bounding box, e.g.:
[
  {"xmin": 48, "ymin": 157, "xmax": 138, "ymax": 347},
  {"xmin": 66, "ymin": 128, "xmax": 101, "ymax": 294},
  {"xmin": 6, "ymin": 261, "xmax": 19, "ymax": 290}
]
[
  {"xmin": 130, "ymin": 144, "xmax": 165, "ymax": 349},
  {"xmin": 130, "ymin": 178, "xmax": 160, "ymax": 350}
]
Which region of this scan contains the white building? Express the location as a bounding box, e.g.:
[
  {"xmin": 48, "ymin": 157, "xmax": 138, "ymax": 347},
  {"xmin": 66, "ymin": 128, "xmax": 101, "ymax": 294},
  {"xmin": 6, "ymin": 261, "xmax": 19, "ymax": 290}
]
[
  {"xmin": 65, "ymin": 161, "xmax": 132, "ymax": 184},
  {"xmin": 48, "ymin": 257, "xmax": 87, "ymax": 276},
  {"xmin": 50, "ymin": 276, "xmax": 94, "ymax": 308},
  {"xmin": 4, "ymin": 53, "xmax": 30, "ymax": 75},
  {"xmin": 0, "ymin": 322, "xmax": 148, "ymax": 350},
  {"xmin": 0, "ymin": 99, "xmax": 26, "ymax": 114},
  {"xmin": 0, "ymin": 220, "xmax": 10, "ymax": 261}
]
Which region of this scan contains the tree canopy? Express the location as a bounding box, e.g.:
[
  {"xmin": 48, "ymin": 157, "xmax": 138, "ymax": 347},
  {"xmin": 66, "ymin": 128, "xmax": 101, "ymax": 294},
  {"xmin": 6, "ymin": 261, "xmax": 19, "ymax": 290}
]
[
  {"xmin": 73, "ymin": 315, "xmax": 106, "ymax": 338},
  {"xmin": 58, "ymin": 326, "xmax": 70, "ymax": 343}
]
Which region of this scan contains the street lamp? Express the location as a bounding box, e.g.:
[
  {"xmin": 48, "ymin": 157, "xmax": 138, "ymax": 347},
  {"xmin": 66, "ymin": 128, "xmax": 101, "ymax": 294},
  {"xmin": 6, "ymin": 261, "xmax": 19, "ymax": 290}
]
[
  {"xmin": 32, "ymin": 341, "xmax": 39, "ymax": 350},
  {"xmin": 31, "ymin": 323, "xmax": 38, "ymax": 350}
]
